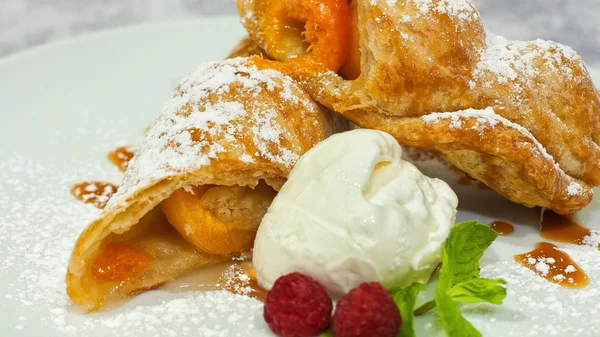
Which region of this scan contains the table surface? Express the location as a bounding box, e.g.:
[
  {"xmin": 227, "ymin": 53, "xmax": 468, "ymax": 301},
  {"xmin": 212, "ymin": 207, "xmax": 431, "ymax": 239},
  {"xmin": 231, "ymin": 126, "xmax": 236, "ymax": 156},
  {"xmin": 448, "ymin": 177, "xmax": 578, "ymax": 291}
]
[{"xmin": 1, "ymin": 0, "xmax": 598, "ymax": 66}]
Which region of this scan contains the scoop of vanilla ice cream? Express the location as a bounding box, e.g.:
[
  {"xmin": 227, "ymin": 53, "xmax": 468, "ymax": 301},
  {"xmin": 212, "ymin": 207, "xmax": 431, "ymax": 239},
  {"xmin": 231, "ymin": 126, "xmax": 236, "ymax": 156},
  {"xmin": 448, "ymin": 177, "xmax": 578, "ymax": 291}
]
[{"xmin": 253, "ymin": 129, "xmax": 458, "ymax": 297}]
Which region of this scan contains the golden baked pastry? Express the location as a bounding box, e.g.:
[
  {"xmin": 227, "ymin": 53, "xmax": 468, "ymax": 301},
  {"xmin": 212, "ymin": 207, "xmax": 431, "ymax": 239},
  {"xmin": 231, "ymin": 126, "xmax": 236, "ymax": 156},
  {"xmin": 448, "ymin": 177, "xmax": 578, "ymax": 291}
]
[
  {"xmin": 66, "ymin": 57, "xmax": 348, "ymax": 312},
  {"xmin": 237, "ymin": 0, "xmax": 600, "ymax": 214}
]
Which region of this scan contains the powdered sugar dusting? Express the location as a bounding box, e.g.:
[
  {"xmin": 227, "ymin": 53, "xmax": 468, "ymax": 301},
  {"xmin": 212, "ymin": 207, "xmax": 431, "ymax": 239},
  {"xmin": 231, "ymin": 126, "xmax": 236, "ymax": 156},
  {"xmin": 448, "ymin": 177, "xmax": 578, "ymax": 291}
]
[
  {"xmin": 422, "ymin": 107, "xmax": 586, "ymax": 196},
  {"xmin": 475, "ymin": 32, "xmax": 582, "ymax": 91},
  {"xmin": 568, "ymin": 181, "xmax": 585, "ymax": 196},
  {"xmin": 74, "ymin": 292, "xmax": 267, "ymax": 337},
  {"xmin": 374, "ymin": 0, "xmax": 478, "ymax": 21},
  {"xmin": 111, "ymin": 58, "xmax": 313, "ymax": 206},
  {"xmin": 0, "ymin": 154, "xmax": 105, "ymax": 333},
  {"xmin": 583, "ymin": 232, "xmax": 600, "ymax": 247},
  {"xmin": 219, "ymin": 264, "xmax": 253, "ymax": 297},
  {"xmin": 413, "ymin": 0, "xmax": 476, "ymax": 19}
]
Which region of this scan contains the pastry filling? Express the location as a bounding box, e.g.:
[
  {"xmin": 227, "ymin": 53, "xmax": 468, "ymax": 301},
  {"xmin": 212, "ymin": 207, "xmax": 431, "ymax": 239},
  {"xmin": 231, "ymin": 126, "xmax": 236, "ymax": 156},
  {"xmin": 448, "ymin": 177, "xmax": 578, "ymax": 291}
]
[
  {"xmin": 88, "ymin": 181, "xmax": 277, "ymax": 283},
  {"xmin": 161, "ymin": 181, "xmax": 277, "ymax": 256},
  {"xmin": 91, "ymin": 242, "xmax": 151, "ymax": 282},
  {"xmin": 256, "ymin": 0, "xmax": 351, "ymax": 72},
  {"xmin": 339, "ymin": 0, "xmax": 361, "ymax": 80}
]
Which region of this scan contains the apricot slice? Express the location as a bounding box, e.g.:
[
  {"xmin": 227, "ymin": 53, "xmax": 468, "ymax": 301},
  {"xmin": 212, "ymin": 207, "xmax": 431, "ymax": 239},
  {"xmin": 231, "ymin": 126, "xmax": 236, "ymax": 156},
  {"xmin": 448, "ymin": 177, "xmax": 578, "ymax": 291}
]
[
  {"xmin": 160, "ymin": 183, "xmax": 276, "ymax": 256},
  {"xmin": 339, "ymin": 0, "xmax": 361, "ymax": 80},
  {"xmin": 260, "ymin": 0, "xmax": 351, "ymax": 72},
  {"xmin": 91, "ymin": 242, "xmax": 150, "ymax": 282}
]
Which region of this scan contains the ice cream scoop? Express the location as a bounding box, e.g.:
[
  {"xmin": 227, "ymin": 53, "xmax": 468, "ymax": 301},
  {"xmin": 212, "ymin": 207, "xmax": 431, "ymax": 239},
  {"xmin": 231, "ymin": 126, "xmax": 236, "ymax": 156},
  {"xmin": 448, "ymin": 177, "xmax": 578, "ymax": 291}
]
[{"xmin": 253, "ymin": 129, "xmax": 458, "ymax": 297}]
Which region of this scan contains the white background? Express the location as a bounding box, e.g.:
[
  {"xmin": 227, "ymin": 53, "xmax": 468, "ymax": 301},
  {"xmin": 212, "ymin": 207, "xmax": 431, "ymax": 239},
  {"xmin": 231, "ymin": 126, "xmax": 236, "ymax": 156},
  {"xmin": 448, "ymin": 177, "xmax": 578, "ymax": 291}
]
[{"xmin": 0, "ymin": 0, "xmax": 599, "ymax": 66}]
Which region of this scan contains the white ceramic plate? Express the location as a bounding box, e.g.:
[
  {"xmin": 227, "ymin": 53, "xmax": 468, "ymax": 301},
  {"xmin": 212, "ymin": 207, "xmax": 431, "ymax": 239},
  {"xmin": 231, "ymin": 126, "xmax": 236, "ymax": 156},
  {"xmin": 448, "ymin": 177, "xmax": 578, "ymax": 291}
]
[{"xmin": 1, "ymin": 16, "xmax": 599, "ymax": 337}]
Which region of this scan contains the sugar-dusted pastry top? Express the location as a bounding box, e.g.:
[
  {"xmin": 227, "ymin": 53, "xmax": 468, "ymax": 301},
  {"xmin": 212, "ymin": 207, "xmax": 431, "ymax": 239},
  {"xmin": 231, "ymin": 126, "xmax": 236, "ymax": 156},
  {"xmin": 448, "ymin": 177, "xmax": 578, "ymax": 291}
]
[
  {"xmin": 112, "ymin": 57, "xmax": 339, "ymax": 206},
  {"xmin": 380, "ymin": 0, "xmax": 479, "ymax": 19},
  {"xmin": 475, "ymin": 33, "xmax": 581, "ymax": 88}
]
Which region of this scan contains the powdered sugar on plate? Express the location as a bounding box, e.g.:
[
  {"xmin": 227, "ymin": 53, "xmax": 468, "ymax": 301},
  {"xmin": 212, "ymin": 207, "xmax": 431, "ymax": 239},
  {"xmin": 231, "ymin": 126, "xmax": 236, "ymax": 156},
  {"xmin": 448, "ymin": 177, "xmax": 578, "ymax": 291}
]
[
  {"xmin": 77, "ymin": 291, "xmax": 267, "ymax": 337},
  {"xmin": 0, "ymin": 153, "xmax": 103, "ymax": 333},
  {"xmin": 473, "ymin": 243, "xmax": 600, "ymax": 337}
]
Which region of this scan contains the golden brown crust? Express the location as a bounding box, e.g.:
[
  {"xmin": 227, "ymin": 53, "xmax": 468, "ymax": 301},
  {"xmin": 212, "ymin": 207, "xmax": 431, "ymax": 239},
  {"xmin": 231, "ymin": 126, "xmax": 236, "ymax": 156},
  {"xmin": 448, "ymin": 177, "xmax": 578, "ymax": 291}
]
[
  {"xmin": 242, "ymin": 0, "xmax": 600, "ymax": 213},
  {"xmin": 66, "ymin": 57, "xmax": 348, "ymax": 312}
]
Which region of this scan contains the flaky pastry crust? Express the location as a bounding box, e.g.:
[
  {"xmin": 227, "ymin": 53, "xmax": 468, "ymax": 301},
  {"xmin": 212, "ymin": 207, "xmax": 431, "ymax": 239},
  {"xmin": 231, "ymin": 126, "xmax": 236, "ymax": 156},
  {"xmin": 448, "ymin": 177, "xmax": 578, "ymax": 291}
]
[{"xmin": 238, "ymin": 0, "xmax": 600, "ymax": 213}]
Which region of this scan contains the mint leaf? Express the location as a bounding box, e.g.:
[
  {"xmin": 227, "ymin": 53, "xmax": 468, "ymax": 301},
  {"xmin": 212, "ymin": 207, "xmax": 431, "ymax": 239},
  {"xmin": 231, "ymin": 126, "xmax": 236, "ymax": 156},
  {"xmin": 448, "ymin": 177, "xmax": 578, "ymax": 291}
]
[
  {"xmin": 448, "ymin": 278, "xmax": 507, "ymax": 304},
  {"xmin": 437, "ymin": 221, "xmax": 498, "ymax": 290},
  {"xmin": 436, "ymin": 221, "xmax": 505, "ymax": 337},
  {"xmin": 391, "ymin": 282, "xmax": 427, "ymax": 337},
  {"xmin": 320, "ymin": 327, "xmax": 333, "ymax": 337},
  {"xmin": 435, "ymin": 290, "xmax": 482, "ymax": 337}
]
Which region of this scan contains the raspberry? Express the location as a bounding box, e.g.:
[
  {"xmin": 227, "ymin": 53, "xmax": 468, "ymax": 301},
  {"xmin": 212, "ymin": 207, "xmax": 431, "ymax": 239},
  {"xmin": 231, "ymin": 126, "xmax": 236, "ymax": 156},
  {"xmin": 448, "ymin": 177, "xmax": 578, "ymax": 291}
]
[
  {"xmin": 333, "ymin": 282, "xmax": 402, "ymax": 337},
  {"xmin": 264, "ymin": 272, "xmax": 333, "ymax": 337}
]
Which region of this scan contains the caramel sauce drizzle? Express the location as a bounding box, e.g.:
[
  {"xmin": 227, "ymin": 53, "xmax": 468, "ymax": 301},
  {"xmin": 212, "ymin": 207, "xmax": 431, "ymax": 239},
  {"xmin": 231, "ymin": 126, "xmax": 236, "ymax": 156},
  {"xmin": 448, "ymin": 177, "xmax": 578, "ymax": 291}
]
[
  {"xmin": 71, "ymin": 181, "xmax": 118, "ymax": 209},
  {"xmin": 540, "ymin": 209, "xmax": 594, "ymax": 246},
  {"xmin": 514, "ymin": 242, "xmax": 589, "ymax": 288},
  {"xmin": 489, "ymin": 220, "xmax": 514, "ymax": 236},
  {"xmin": 108, "ymin": 146, "xmax": 136, "ymax": 172}
]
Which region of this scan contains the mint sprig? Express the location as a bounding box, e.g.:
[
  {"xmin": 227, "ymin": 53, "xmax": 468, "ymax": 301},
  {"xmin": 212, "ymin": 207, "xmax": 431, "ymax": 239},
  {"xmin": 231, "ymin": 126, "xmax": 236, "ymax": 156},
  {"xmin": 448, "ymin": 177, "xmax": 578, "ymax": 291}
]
[
  {"xmin": 438, "ymin": 221, "xmax": 499, "ymax": 288},
  {"xmin": 447, "ymin": 278, "xmax": 507, "ymax": 304},
  {"xmin": 392, "ymin": 282, "xmax": 428, "ymax": 337},
  {"xmin": 391, "ymin": 220, "xmax": 506, "ymax": 337}
]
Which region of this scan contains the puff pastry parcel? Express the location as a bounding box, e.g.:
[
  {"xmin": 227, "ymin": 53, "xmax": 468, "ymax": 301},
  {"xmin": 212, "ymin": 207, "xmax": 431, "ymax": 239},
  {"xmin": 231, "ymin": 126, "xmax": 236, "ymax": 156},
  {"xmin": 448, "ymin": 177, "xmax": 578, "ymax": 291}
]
[
  {"xmin": 66, "ymin": 57, "xmax": 347, "ymax": 312},
  {"xmin": 238, "ymin": 0, "xmax": 600, "ymax": 214}
]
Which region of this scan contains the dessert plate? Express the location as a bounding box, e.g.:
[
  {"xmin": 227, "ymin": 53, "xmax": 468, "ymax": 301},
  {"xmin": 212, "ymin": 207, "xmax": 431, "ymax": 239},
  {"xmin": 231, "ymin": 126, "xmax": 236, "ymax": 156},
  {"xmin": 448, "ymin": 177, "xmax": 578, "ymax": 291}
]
[{"xmin": 0, "ymin": 16, "xmax": 599, "ymax": 337}]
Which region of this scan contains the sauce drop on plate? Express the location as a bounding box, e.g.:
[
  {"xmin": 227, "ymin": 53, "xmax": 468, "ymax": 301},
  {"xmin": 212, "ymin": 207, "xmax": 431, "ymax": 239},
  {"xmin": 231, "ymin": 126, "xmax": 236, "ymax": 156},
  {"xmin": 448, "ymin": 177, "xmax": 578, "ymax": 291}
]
[
  {"xmin": 514, "ymin": 242, "xmax": 589, "ymax": 288},
  {"xmin": 540, "ymin": 209, "xmax": 592, "ymax": 245},
  {"xmin": 163, "ymin": 260, "xmax": 267, "ymax": 301},
  {"xmin": 489, "ymin": 220, "xmax": 514, "ymax": 236},
  {"xmin": 71, "ymin": 181, "xmax": 118, "ymax": 209},
  {"xmin": 108, "ymin": 146, "xmax": 135, "ymax": 172}
]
